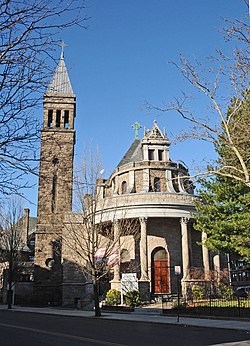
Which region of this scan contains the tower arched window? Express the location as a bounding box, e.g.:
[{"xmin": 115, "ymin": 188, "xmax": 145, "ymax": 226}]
[
  {"xmin": 154, "ymin": 177, "xmax": 161, "ymax": 192},
  {"xmin": 48, "ymin": 110, "xmax": 53, "ymax": 128},
  {"xmin": 56, "ymin": 110, "xmax": 61, "ymax": 127},
  {"xmin": 121, "ymin": 181, "xmax": 127, "ymax": 194}
]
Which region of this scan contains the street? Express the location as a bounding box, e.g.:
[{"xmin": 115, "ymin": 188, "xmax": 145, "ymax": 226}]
[{"xmin": 0, "ymin": 310, "xmax": 249, "ymax": 346}]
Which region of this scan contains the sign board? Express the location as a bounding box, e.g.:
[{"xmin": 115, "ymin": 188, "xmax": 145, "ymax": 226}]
[
  {"xmin": 174, "ymin": 265, "xmax": 181, "ymax": 276},
  {"xmin": 121, "ymin": 273, "xmax": 138, "ymax": 294}
]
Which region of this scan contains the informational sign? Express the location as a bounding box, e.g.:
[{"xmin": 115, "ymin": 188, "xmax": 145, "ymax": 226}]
[
  {"xmin": 121, "ymin": 273, "xmax": 138, "ymax": 294},
  {"xmin": 174, "ymin": 265, "xmax": 181, "ymax": 276}
]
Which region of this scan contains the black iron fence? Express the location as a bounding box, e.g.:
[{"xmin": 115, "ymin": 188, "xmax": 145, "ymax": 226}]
[{"xmin": 162, "ymin": 295, "xmax": 250, "ymax": 318}]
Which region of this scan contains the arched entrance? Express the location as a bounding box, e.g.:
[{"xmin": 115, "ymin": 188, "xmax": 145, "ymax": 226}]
[{"xmin": 152, "ymin": 247, "xmax": 170, "ymax": 294}]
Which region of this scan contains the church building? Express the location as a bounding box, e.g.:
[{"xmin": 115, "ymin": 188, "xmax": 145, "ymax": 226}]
[{"xmin": 34, "ymin": 52, "xmax": 225, "ymax": 306}]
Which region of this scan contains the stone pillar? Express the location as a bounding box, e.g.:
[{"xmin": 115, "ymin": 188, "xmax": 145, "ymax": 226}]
[
  {"xmin": 113, "ymin": 176, "xmax": 119, "ymax": 195},
  {"xmin": 139, "ymin": 217, "xmax": 150, "ymax": 301},
  {"xmin": 128, "ymin": 170, "xmax": 135, "ymax": 193},
  {"xmin": 139, "ymin": 217, "xmax": 149, "ymax": 281},
  {"xmin": 180, "ymin": 217, "xmax": 190, "ymax": 280},
  {"xmin": 110, "ymin": 220, "xmax": 121, "ymax": 290},
  {"xmin": 202, "ymin": 232, "xmax": 210, "ymax": 280},
  {"xmin": 213, "ymin": 253, "xmax": 221, "ymax": 282},
  {"xmin": 142, "ymin": 168, "xmax": 149, "ymax": 192}
]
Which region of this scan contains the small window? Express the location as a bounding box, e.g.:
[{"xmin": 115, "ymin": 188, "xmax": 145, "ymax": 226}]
[
  {"xmin": 48, "ymin": 110, "xmax": 53, "ymax": 128},
  {"xmin": 158, "ymin": 150, "xmax": 163, "ymax": 161},
  {"xmin": 121, "ymin": 181, "xmax": 127, "ymax": 194},
  {"xmin": 148, "ymin": 149, "xmax": 154, "ymax": 161},
  {"xmin": 56, "ymin": 110, "xmax": 61, "ymax": 127},
  {"xmin": 52, "ymin": 174, "xmax": 57, "ymax": 212},
  {"xmin": 64, "ymin": 110, "xmax": 69, "ymax": 129},
  {"xmin": 154, "ymin": 177, "xmax": 161, "ymax": 192}
]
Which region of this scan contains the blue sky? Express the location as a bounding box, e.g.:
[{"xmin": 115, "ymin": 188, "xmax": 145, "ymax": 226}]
[{"xmin": 26, "ymin": 0, "xmax": 248, "ymax": 215}]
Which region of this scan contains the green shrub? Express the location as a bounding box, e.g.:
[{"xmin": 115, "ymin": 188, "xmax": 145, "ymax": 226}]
[
  {"xmin": 124, "ymin": 290, "xmax": 141, "ymax": 307},
  {"xmin": 192, "ymin": 285, "xmax": 205, "ymax": 300},
  {"xmin": 106, "ymin": 289, "xmax": 121, "ymax": 306},
  {"xmin": 216, "ymin": 284, "xmax": 233, "ymax": 300}
]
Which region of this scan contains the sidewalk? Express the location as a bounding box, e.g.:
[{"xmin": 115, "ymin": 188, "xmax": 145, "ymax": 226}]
[{"xmin": 1, "ymin": 305, "xmax": 250, "ymax": 332}]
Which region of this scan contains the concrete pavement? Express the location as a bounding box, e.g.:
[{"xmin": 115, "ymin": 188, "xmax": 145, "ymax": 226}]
[{"xmin": 0, "ymin": 305, "xmax": 250, "ymax": 332}]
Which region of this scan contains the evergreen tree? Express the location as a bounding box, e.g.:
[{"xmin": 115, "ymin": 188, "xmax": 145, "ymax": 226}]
[
  {"xmin": 195, "ymin": 93, "xmax": 250, "ymax": 260},
  {"xmin": 195, "ymin": 177, "xmax": 250, "ymax": 259}
]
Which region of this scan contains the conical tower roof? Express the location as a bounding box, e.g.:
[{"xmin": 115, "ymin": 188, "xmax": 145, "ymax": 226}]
[{"xmin": 45, "ymin": 52, "xmax": 75, "ymax": 97}]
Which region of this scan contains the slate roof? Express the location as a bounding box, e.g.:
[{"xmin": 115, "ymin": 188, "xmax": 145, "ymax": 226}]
[
  {"xmin": 117, "ymin": 139, "xmax": 142, "ymax": 168},
  {"xmin": 45, "ymin": 55, "xmax": 75, "ymax": 97}
]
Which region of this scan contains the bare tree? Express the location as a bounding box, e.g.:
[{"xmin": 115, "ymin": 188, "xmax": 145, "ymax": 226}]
[
  {"xmin": 0, "ymin": 0, "xmax": 87, "ymax": 197},
  {"xmin": 147, "ymin": 13, "xmax": 250, "ymax": 187},
  {"xmin": 62, "ymin": 147, "xmax": 139, "ymax": 317},
  {"xmin": 0, "ymin": 197, "xmax": 28, "ymax": 309}
]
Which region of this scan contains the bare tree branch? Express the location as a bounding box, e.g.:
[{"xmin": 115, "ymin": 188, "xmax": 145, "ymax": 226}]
[{"xmin": 0, "ymin": 0, "xmax": 88, "ymax": 198}]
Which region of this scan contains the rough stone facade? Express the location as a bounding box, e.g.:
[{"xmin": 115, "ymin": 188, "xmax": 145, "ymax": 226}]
[
  {"xmin": 34, "ymin": 54, "xmax": 76, "ymax": 305},
  {"xmin": 34, "ymin": 54, "xmax": 228, "ymax": 306}
]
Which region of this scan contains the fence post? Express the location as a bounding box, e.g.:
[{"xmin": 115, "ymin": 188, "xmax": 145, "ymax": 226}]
[{"xmin": 237, "ymin": 297, "xmax": 241, "ymax": 317}]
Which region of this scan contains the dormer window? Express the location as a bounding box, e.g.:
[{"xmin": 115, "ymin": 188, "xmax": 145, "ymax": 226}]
[
  {"xmin": 121, "ymin": 181, "xmax": 127, "ymax": 194},
  {"xmin": 148, "ymin": 149, "xmax": 154, "ymax": 161}
]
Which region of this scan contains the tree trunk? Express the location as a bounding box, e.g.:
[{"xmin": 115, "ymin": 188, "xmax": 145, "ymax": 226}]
[
  {"xmin": 93, "ymin": 280, "xmax": 101, "ymax": 317},
  {"xmin": 7, "ymin": 267, "xmax": 13, "ymax": 310}
]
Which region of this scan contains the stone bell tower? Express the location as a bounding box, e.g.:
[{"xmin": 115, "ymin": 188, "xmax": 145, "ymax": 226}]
[{"xmin": 34, "ymin": 48, "xmax": 76, "ymax": 305}]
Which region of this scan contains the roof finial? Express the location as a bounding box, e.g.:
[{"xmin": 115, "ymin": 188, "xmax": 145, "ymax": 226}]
[
  {"xmin": 60, "ymin": 40, "xmax": 68, "ymax": 58},
  {"xmin": 132, "ymin": 121, "xmax": 142, "ymax": 139}
]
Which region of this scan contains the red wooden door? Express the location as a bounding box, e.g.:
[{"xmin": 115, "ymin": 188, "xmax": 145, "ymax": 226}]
[{"xmin": 154, "ymin": 260, "xmax": 169, "ymax": 293}]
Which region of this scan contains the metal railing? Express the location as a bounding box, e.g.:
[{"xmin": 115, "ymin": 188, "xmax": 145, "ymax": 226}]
[{"xmin": 162, "ymin": 295, "xmax": 250, "ymax": 318}]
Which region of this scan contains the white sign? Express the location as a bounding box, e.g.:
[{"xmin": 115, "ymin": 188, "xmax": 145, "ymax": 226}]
[
  {"xmin": 121, "ymin": 273, "xmax": 138, "ymax": 293},
  {"xmin": 174, "ymin": 266, "xmax": 181, "ymax": 276}
]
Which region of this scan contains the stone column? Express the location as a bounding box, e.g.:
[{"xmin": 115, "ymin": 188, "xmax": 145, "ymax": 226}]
[
  {"xmin": 202, "ymin": 232, "xmax": 210, "ymax": 280},
  {"xmin": 113, "ymin": 220, "xmax": 120, "ymax": 281},
  {"xmin": 128, "ymin": 170, "xmax": 135, "ymax": 193},
  {"xmin": 180, "ymin": 217, "xmax": 190, "ymax": 280},
  {"xmin": 139, "ymin": 217, "xmax": 150, "ymax": 301},
  {"xmin": 142, "ymin": 168, "xmax": 149, "ymax": 192},
  {"xmin": 139, "ymin": 217, "xmax": 149, "ymax": 280},
  {"xmin": 110, "ymin": 220, "xmax": 121, "ymax": 290},
  {"xmin": 213, "ymin": 253, "xmax": 221, "ymax": 282}
]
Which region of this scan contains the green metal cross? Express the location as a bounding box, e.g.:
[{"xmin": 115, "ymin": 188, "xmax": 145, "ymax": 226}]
[{"xmin": 132, "ymin": 121, "xmax": 142, "ymax": 139}]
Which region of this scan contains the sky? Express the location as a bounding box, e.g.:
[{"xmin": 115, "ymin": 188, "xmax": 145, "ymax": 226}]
[{"xmin": 26, "ymin": 0, "xmax": 248, "ymax": 216}]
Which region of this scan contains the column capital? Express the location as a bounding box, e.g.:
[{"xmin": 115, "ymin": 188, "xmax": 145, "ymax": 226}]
[
  {"xmin": 139, "ymin": 217, "xmax": 148, "ymax": 225},
  {"xmin": 180, "ymin": 217, "xmax": 189, "ymax": 225},
  {"xmin": 113, "ymin": 219, "xmax": 120, "ymax": 226}
]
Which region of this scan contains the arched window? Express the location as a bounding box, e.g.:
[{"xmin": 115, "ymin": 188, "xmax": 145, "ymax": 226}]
[
  {"xmin": 121, "ymin": 181, "xmax": 127, "ymax": 194},
  {"xmin": 154, "ymin": 177, "xmax": 161, "ymax": 192}
]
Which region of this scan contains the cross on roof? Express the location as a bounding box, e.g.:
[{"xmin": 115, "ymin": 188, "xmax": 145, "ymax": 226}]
[
  {"xmin": 132, "ymin": 121, "xmax": 142, "ymax": 139},
  {"xmin": 60, "ymin": 40, "xmax": 68, "ymax": 58}
]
